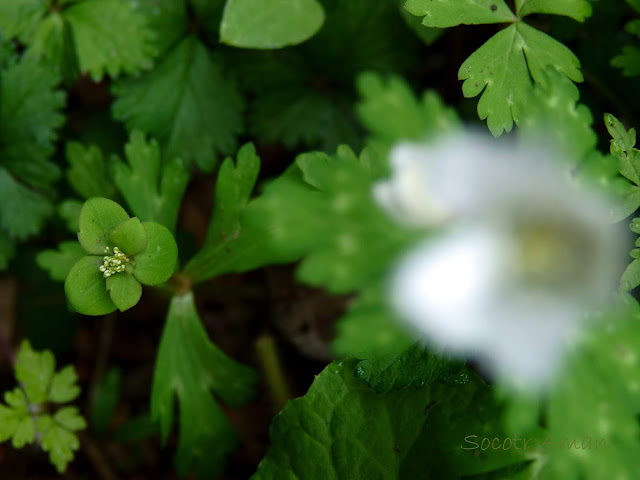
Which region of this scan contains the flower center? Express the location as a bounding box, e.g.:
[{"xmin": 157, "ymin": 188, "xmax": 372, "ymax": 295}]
[{"xmin": 99, "ymin": 247, "xmax": 131, "ymax": 277}]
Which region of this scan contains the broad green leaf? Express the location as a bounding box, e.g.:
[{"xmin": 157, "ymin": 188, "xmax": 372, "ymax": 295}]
[
  {"xmin": 15, "ymin": 340, "xmax": 55, "ymax": 405},
  {"xmin": 0, "ymin": 167, "xmax": 53, "ymax": 240},
  {"xmin": 77, "ymin": 197, "xmax": 130, "ymax": 255},
  {"xmin": 0, "ymin": 0, "xmax": 47, "ymax": 41},
  {"xmin": 65, "ymin": 256, "xmax": 117, "ymax": 316},
  {"xmin": 65, "ymin": 142, "xmax": 115, "ymax": 199},
  {"xmin": 27, "ymin": 11, "xmax": 79, "ymax": 83},
  {"xmin": 112, "ymin": 36, "xmax": 244, "ymax": 172},
  {"xmin": 253, "ymin": 359, "xmax": 528, "ymax": 479},
  {"xmin": 63, "ymin": 0, "xmax": 156, "ymax": 80},
  {"xmin": 355, "ymin": 343, "xmax": 456, "ymax": 393},
  {"xmin": 90, "ymin": 368, "xmax": 121, "ymax": 437},
  {"xmin": 621, "ymin": 258, "xmax": 640, "ymax": 291},
  {"xmin": 109, "ymin": 217, "xmax": 148, "ymax": 256},
  {"xmin": 459, "ymin": 22, "xmax": 583, "ymax": 136},
  {"xmin": 36, "ymin": 241, "xmax": 86, "ymax": 282},
  {"xmin": 516, "ymin": 0, "xmax": 592, "ymax": 21},
  {"xmin": 356, "ymin": 72, "xmax": 460, "ymax": 145},
  {"xmin": 205, "ymin": 143, "xmax": 260, "ymax": 245},
  {"xmin": 112, "ymin": 130, "xmax": 189, "ymax": 231},
  {"xmin": 152, "ymin": 292, "xmax": 257, "ymax": 478},
  {"xmin": 0, "ymin": 37, "xmax": 65, "ymax": 182},
  {"xmin": 58, "ymin": 199, "xmax": 82, "ymax": 233},
  {"xmin": 38, "ymin": 407, "xmax": 86, "ymax": 473},
  {"xmin": 106, "ymin": 273, "xmax": 142, "ymax": 312},
  {"xmin": 404, "ymin": 0, "xmax": 515, "ymax": 27},
  {"xmin": 133, "ymin": 0, "xmax": 187, "ymax": 55},
  {"xmin": 132, "ymin": 222, "xmax": 178, "ymax": 286},
  {"xmin": 220, "ymin": 0, "xmax": 325, "ymax": 49},
  {"xmin": 49, "ymin": 366, "xmax": 81, "ymax": 403}
]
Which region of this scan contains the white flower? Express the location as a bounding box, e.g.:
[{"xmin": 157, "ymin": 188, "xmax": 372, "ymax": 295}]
[{"xmin": 379, "ymin": 132, "xmax": 622, "ymax": 389}]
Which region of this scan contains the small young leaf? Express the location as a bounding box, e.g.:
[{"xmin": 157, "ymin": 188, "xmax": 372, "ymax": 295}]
[
  {"xmin": 77, "ymin": 197, "xmax": 130, "ymax": 255},
  {"xmin": 15, "ymin": 340, "xmax": 55, "ymax": 405},
  {"xmin": 220, "ymin": 0, "xmax": 325, "ymax": 49},
  {"xmin": 112, "ymin": 130, "xmax": 189, "ymax": 231},
  {"xmin": 106, "ymin": 273, "xmax": 142, "ymax": 312},
  {"xmin": 36, "ymin": 241, "xmax": 86, "ymax": 282},
  {"xmin": 58, "ymin": 199, "xmax": 83, "ymax": 233},
  {"xmin": 38, "ymin": 408, "xmax": 86, "ymax": 473},
  {"xmin": 49, "ymin": 366, "xmax": 81, "ymax": 403},
  {"xmin": 0, "ymin": 389, "xmax": 31, "ymax": 444},
  {"xmin": 132, "ymin": 222, "xmax": 178, "ymax": 286},
  {"xmin": 109, "ymin": 217, "xmax": 148, "ymax": 256},
  {"xmin": 205, "ymin": 143, "xmax": 260, "ymax": 245},
  {"xmin": 65, "ymin": 142, "xmax": 115, "ymax": 199},
  {"xmin": 65, "ymin": 256, "xmax": 117, "ymax": 316}
]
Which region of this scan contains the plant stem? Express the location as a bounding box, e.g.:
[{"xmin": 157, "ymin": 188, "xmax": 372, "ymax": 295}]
[{"xmin": 255, "ymin": 334, "xmax": 292, "ymax": 411}]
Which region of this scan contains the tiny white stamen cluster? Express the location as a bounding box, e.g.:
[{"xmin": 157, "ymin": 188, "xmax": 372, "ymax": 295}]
[{"xmin": 99, "ymin": 246, "xmax": 130, "ymax": 277}]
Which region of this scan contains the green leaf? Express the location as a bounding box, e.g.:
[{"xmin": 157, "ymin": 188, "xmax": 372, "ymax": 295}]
[
  {"xmin": 400, "ymin": 6, "xmax": 443, "ymax": 45},
  {"xmin": 621, "ymin": 258, "xmax": 640, "ymax": 291},
  {"xmin": 77, "ymin": 197, "xmax": 130, "ymax": 255},
  {"xmin": 354, "ymin": 343, "xmax": 457, "ymax": 394},
  {"xmin": 0, "ymin": 167, "xmax": 53, "ymax": 240},
  {"xmin": 356, "ymin": 72, "xmax": 460, "ymax": 145},
  {"xmin": 112, "ymin": 36, "xmax": 244, "ymax": 172},
  {"xmin": 205, "ymin": 143, "xmax": 260, "ymax": 245},
  {"xmin": 58, "ymin": 199, "xmax": 83, "ymax": 233},
  {"xmin": 515, "ymin": 0, "xmax": 592, "ymax": 21},
  {"xmin": 112, "ymin": 130, "xmax": 189, "ymax": 231},
  {"xmin": 109, "ymin": 217, "xmax": 148, "ymax": 256},
  {"xmin": 27, "ymin": 11, "xmax": 79, "ymax": 83},
  {"xmin": 459, "ymin": 22, "xmax": 583, "ymax": 136},
  {"xmin": 36, "ymin": 241, "xmax": 87, "ymax": 282},
  {"xmin": 604, "ymin": 113, "xmax": 637, "ymax": 155},
  {"xmin": 65, "ymin": 142, "xmax": 116, "ymax": 199},
  {"xmin": 220, "ymin": 0, "xmax": 325, "ymax": 49},
  {"xmin": 612, "ymin": 45, "xmax": 640, "ymax": 76},
  {"xmin": 49, "ymin": 366, "xmax": 81, "ymax": 403},
  {"xmin": 106, "ymin": 272, "xmax": 142, "ymax": 312},
  {"xmin": 244, "ymin": 147, "xmax": 416, "ymax": 293},
  {"xmin": 516, "ymin": 68, "xmax": 596, "ymax": 161},
  {"xmin": 332, "ymin": 284, "xmax": 414, "ymax": 359},
  {"xmin": 38, "ymin": 407, "xmax": 86, "ymax": 473},
  {"xmin": 151, "ymin": 292, "xmax": 257, "ymax": 478},
  {"xmin": 0, "ymin": 36, "xmax": 64, "ymax": 187},
  {"xmin": 132, "ymin": 222, "xmax": 178, "ymax": 286},
  {"xmin": 1, "ymin": 388, "xmax": 35, "ymax": 448},
  {"xmin": 0, "ymin": 0, "xmax": 47, "ymax": 41},
  {"xmin": 0, "ymin": 231, "xmax": 16, "ymax": 270},
  {"xmin": 65, "ymin": 256, "xmax": 117, "ymax": 316},
  {"xmin": 404, "ymin": 0, "xmax": 516, "ymax": 27},
  {"xmin": 133, "ymin": 0, "xmax": 187, "ymax": 55},
  {"xmin": 253, "ymin": 359, "xmax": 528, "ymax": 479},
  {"xmin": 15, "ymin": 340, "xmax": 55, "ymax": 405},
  {"xmin": 63, "ymin": 0, "xmax": 156, "ymax": 80},
  {"xmin": 90, "ymin": 368, "xmax": 121, "ymax": 437}
]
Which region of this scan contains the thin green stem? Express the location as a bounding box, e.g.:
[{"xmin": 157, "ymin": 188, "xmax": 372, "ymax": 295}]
[{"xmin": 255, "ymin": 334, "xmax": 292, "ymax": 411}]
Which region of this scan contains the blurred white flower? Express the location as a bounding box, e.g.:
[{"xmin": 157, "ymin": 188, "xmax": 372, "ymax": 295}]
[{"xmin": 378, "ymin": 132, "xmax": 622, "ymax": 389}]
